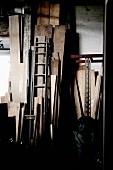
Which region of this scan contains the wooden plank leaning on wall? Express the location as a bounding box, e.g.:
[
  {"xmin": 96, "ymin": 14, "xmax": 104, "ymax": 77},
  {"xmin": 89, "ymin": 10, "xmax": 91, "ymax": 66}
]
[
  {"xmin": 9, "ymin": 15, "xmax": 20, "ymax": 103},
  {"xmin": 37, "ymin": 1, "xmax": 60, "ymax": 27},
  {"xmin": 51, "ymin": 59, "xmax": 61, "ymax": 132},
  {"xmin": 74, "ymin": 63, "xmax": 103, "ymax": 120},
  {"xmin": 8, "ymin": 15, "xmax": 29, "ymax": 141},
  {"xmin": 37, "ymin": 1, "xmax": 50, "ymax": 25},
  {"xmin": 33, "ymin": 96, "xmax": 43, "ymax": 145},
  {"xmin": 8, "ymin": 15, "xmax": 20, "ymax": 141},
  {"xmin": 50, "ymin": 4, "xmax": 60, "ymax": 27},
  {"xmin": 53, "ymin": 25, "xmax": 66, "ymax": 78},
  {"xmin": 74, "ymin": 68, "xmax": 95, "ymax": 119}
]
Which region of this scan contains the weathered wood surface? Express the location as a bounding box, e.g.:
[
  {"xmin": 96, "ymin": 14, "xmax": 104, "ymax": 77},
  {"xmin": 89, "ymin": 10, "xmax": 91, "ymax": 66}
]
[
  {"xmin": 23, "ymin": 14, "xmax": 31, "ymax": 103},
  {"xmin": 9, "ymin": 15, "xmax": 20, "ymax": 102},
  {"xmin": 8, "ymin": 102, "xmax": 20, "ymax": 141},
  {"xmin": 19, "ymin": 63, "xmax": 25, "ymax": 103},
  {"xmin": 53, "ymin": 25, "xmax": 66, "ymax": 77},
  {"xmin": 35, "ymin": 24, "xmax": 53, "ymax": 39},
  {"xmin": 92, "ymin": 74, "xmax": 102, "ymax": 119},
  {"xmin": 50, "ymin": 4, "xmax": 60, "ymax": 27},
  {"xmin": 37, "ymin": 1, "xmax": 50, "ymax": 25},
  {"xmin": 74, "ymin": 69, "xmax": 95, "ymax": 119}
]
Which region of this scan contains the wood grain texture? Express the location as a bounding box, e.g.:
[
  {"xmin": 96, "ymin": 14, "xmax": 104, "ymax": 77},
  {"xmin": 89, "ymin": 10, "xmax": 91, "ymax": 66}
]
[
  {"xmin": 9, "ymin": 15, "xmax": 20, "ymax": 102},
  {"xmin": 35, "ymin": 24, "xmax": 53, "ymax": 39},
  {"xmin": 37, "ymin": 1, "xmax": 50, "ymax": 25},
  {"xmin": 50, "ymin": 4, "xmax": 60, "ymax": 27},
  {"xmin": 54, "ymin": 25, "xmax": 66, "ymax": 77},
  {"xmin": 8, "ymin": 102, "xmax": 20, "ymax": 141},
  {"xmin": 92, "ymin": 74, "xmax": 102, "ymax": 119},
  {"xmin": 74, "ymin": 69, "xmax": 95, "ymax": 119}
]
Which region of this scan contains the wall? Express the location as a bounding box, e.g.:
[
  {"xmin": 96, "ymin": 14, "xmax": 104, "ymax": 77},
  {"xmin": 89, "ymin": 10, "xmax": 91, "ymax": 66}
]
[
  {"xmin": 75, "ymin": 5, "xmax": 104, "ymax": 54},
  {"xmin": 0, "ymin": 53, "xmax": 10, "ymax": 97}
]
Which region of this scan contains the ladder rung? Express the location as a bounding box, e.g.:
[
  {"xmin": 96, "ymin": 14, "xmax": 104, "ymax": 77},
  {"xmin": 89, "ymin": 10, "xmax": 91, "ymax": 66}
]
[
  {"xmin": 35, "ymin": 63, "xmax": 50, "ymax": 66},
  {"xmin": 36, "ymin": 42, "xmax": 46, "ymax": 44},
  {"xmin": 24, "ymin": 115, "xmax": 35, "ymax": 120},
  {"xmin": 34, "ymin": 85, "xmax": 51, "ymax": 88},
  {"xmin": 34, "ymin": 46, "xmax": 47, "ymax": 48},
  {"xmin": 35, "ymin": 52, "xmax": 46, "ymax": 55},
  {"xmin": 35, "ymin": 74, "xmax": 45, "ymax": 76},
  {"xmin": 35, "ymin": 63, "xmax": 45, "ymax": 65},
  {"xmin": 34, "ymin": 85, "xmax": 45, "ymax": 88},
  {"xmin": 35, "ymin": 74, "xmax": 50, "ymax": 77}
]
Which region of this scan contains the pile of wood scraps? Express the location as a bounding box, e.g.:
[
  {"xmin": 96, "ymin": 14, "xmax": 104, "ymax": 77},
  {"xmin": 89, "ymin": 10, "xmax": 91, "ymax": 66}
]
[{"xmin": 0, "ymin": 2, "xmax": 67, "ymax": 147}]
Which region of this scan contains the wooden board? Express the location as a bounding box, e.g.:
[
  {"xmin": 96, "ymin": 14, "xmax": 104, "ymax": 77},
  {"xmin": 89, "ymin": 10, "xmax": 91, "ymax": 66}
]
[
  {"xmin": 54, "ymin": 25, "xmax": 66, "ymax": 77},
  {"xmin": 17, "ymin": 103, "xmax": 25, "ymax": 142},
  {"xmin": 51, "ymin": 59, "xmax": 61, "ymax": 127},
  {"xmin": 9, "ymin": 15, "xmax": 20, "ymax": 102},
  {"xmin": 23, "ymin": 14, "xmax": 31, "ymax": 103},
  {"xmin": 51, "ymin": 75, "xmax": 57, "ymax": 123},
  {"xmin": 35, "ymin": 24, "xmax": 53, "ymax": 39},
  {"xmin": 92, "ymin": 74, "xmax": 102, "ymax": 119},
  {"xmin": 8, "ymin": 102, "xmax": 20, "ymax": 141},
  {"xmin": 34, "ymin": 96, "xmax": 43, "ymax": 139},
  {"xmin": 37, "ymin": 1, "xmax": 50, "ymax": 25},
  {"xmin": 74, "ymin": 69, "xmax": 95, "ymax": 119},
  {"xmin": 50, "ymin": 4, "xmax": 60, "ymax": 27},
  {"xmin": 0, "ymin": 95, "xmax": 8, "ymax": 103},
  {"xmin": 51, "ymin": 58, "xmax": 60, "ymax": 75},
  {"xmin": 19, "ymin": 63, "xmax": 26, "ymax": 103}
]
